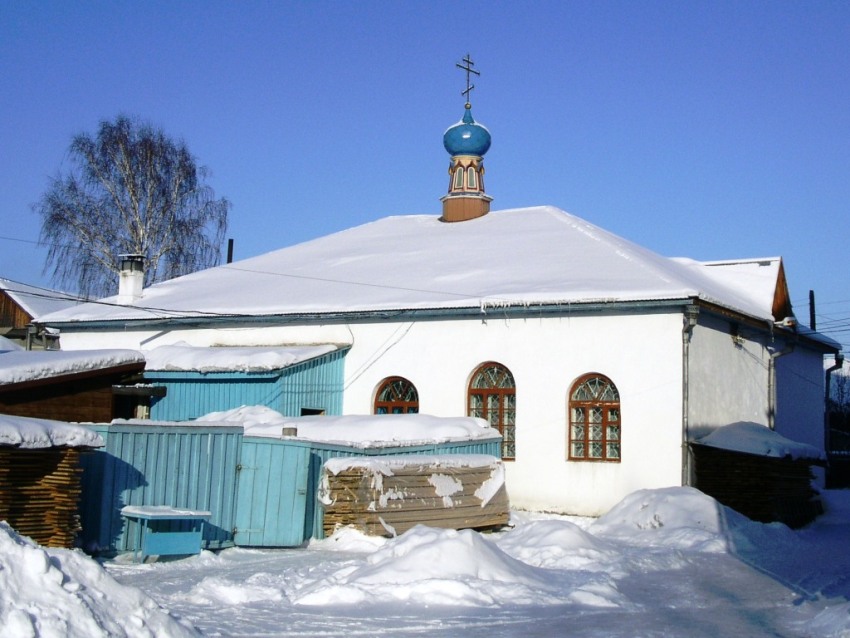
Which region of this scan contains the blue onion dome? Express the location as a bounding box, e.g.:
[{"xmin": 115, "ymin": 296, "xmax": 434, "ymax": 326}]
[{"xmin": 443, "ymin": 105, "xmax": 491, "ymax": 157}]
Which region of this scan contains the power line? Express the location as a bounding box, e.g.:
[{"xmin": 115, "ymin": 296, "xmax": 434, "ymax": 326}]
[{"xmin": 0, "ymin": 234, "xmax": 42, "ymax": 247}]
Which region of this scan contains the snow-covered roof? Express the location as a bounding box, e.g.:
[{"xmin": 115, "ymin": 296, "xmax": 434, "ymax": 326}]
[
  {"xmin": 0, "ymin": 277, "xmax": 81, "ymax": 319},
  {"xmin": 0, "ymin": 335, "xmax": 23, "ymax": 352},
  {"xmin": 39, "ymin": 206, "xmax": 787, "ymax": 325},
  {"xmin": 0, "ymin": 349, "xmax": 144, "ymax": 386},
  {"xmin": 0, "ymin": 414, "xmax": 104, "ymax": 448},
  {"xmin": 671, "ymin": 257, "xmax": 787, "ymax": 318},
  {"xmin": 142, "ymin": 343, "xmax": 342, "ymax": 372},
  {"xmin": 695, "ymin": 422, "xmax": 824, "ymax": 461}
]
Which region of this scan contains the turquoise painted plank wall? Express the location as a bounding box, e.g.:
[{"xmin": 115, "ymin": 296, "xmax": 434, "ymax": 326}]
[
  {"xmin": 145, "ymin": 349, "xmax": 346, "ymax": 421},
  {"xmin": 78, "ymin": 423, "xmax": 242, "ymax": 553},
  {"xmin": 78, "ymin": 419, "xmax": 501, "ymax": 553}
]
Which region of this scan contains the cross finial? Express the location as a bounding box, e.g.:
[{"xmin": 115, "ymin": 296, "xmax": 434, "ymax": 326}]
[{"xmin": 456, "ymin": 54, "xmax": 480, "ymax": 107}]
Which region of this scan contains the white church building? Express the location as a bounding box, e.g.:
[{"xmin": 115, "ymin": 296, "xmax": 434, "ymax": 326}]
[{"xmin": 38, "ymin": 82, "xmax": 839, "ymax": 516}]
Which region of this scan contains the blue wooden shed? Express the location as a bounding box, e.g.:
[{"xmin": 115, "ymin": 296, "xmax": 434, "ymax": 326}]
[
  {"xmin": 233, "ymin": 433, "xmax": 502, "ymax": 546},
  {"xmin": 142, "ymin": 345, "xmax": 347, "ymax": 421},
  {"xmin": 77, "ymin": 414, "xmax": 502, "ymax": 554},
  {"xmin": 78, "ymin": 421, "xmax": 242, "ymax": 554}
]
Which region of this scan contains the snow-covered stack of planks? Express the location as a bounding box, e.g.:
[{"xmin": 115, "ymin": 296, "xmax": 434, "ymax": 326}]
[
  {"xmin": 320, "ymin": 454, "xmax": 510, "ymax": 537},
  {"xmin": 691, "ymin": 423, "xmax": 827, "ymax": 529},
  {"xmin": 0, "ymin": 414, "xmax": 104, "ymax": 548},
  {"xmin": 0, "ymin": 447, "xmax": 85, "ymax": 547},
  {"xmin": 691, "ymin": 443, "xmax": 823, "ymax": 528}
]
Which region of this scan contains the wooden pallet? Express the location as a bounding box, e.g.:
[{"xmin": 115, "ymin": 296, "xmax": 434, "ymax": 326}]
[
  {"xmin": 322, "ymin": 458, "xmax": 510, "ymax": 537},
  {"xmin": 0, "ymin": 447, "xmax": 85, "ymax": 547}
]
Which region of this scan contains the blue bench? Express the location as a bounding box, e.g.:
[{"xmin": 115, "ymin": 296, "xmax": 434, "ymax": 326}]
[{"xmin": 121, "ymin": 505, "xmax": 211, "ymax": 562}]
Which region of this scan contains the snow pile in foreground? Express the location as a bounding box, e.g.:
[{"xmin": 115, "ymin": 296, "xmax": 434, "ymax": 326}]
[
  {"xmin": 0, "ymin": 522, "xmax": 198, "ymax": 637},
  {"xmin": 197, "ymin": 405, "xmax": 501, "ymax": 446},
  {"xmin": 495, "ymin": 518, "xmax": 622, "ymax": 572},
  {"xmin": 8, "ymin": 486, "xmax": 850, "ymax": 636},
  {"xmin": 590, "ymin": 486, "xmax": 743, "ymax": 552},
  {"xmin": 294, "ymin": 525, "xmax": 624, "ymax": 608}
]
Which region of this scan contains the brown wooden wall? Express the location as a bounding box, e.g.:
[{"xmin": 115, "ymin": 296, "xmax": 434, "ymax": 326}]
[
  {"xmin": 0, "ymin": 366, "xmax": 144, "ymax": 423},
  {"xmin": 0, "ymin": 289, "xmax": 32, "ymax": 329}
]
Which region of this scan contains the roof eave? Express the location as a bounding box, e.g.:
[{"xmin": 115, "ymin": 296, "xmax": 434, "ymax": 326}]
[{"xmin": 38, "ymin": 297, "xmax": 716, "ymax": 332}]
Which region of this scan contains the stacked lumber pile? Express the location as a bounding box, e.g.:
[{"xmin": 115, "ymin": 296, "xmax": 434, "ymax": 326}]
[
  {"xmin": 691, "ymin": 443, "xmax": 823, "ymax": 528},
  {"xmin": 321, "ymin": 455, "xmax": 510, "ymax": 537},
  {"xmin": 0, "ymin": 447, "xmax": 85, "ymax": 547}
]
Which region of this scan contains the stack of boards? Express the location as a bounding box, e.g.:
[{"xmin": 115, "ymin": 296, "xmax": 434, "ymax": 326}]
[
  {"xmin": 0, "ymin": 446, "xmax": 85, "ymax": 547},
  {"xmin": 321, "ymin": 455, "xmax": 509, "ymax": 537},
  {"xmin": 691, "ymin": 443, "xmax": 823, "ymax": 528}
]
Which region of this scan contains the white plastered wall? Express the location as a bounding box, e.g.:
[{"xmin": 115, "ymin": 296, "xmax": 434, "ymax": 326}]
[
  {"xmin": 775, "ymin": 345, "xmax": 826, "ymax": 451},
  {"xmin": 340, "ymin": 310, "xmax": 685, "ymax": 516},
  {"xmin": 53, "ymin": 308, "xmax": 832, "ymax": 513},
  {"xmin": 56, "ymin": 310, "xmax": 685, "ymax": 516},
  {"xmin": 686, "ymin": 313, "xmax": 772, "ymax": 440}
]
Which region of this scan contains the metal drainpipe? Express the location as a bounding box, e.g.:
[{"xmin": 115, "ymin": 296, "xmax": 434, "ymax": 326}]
[
  {"xmin": 767, "ymin": 338, "xmax": 795, "ymax": 430},
  {"xmin": 682, "ymin": 303, "xmax": 699, "ymax": 487},
  {"xmin": 825, "ymin": 353, "xmax": 845, "ymax": 454}
]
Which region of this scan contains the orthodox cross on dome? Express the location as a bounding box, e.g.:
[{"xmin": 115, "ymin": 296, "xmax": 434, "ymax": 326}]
[{"xmin": 456, "ymin": 54, "xmax": 480, "ymax": 107}]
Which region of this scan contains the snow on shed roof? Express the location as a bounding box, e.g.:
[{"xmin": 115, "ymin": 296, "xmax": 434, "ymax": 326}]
[
  {"xmin": 695, "ymin": 422, "xmax": 824, "ymax": 461},
  {"xmin": 195, "ymin": 405, "xmax": 502, "ymax": 448},
  {"xmin": 40, "ymin": 206, "xmax": 785, "ymax": 325},
  {"xmin": 0, "ymin": 277, "xmax": 81, "ymax": 319},
  {"xmin": 142, "ymin": 343, "xmax": 342, "ymax": 372},
  {"xmin": 0, "ymin": 414, "xmax": 104, "ymax": 448},
  {"xmin": 0, "ymin": 349, "xmax": 144, "ymax": 386}
]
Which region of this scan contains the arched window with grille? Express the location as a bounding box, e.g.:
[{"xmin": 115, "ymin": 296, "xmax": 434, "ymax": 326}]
[
  {"xmin": 468, "ymin": 362, "xmax": 516, "ymax": 460},
  {"xmin": 374, "ymin": 376, "xmax": 419, "ymax": 414},
  {"xmin": 568, "ymin": 374, "xmax": 620, "ymax": 462}
]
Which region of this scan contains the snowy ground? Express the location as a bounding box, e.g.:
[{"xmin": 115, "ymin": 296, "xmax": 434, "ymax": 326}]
[{"xmin": 7, "ymin": 487, "xmax": 850, "ymax": 637}]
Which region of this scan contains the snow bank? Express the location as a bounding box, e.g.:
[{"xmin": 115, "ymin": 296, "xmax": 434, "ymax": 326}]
[
  {"xmin": 0, "ymin": 414, "xmax": 103, "ymax": 449},
  {"xmin": 142, "ymin": 343, "xmax": 339, "ymax": 372},
  {"xmin": 34, "ymin": 486, "xmax": 850, "ymax": 636},
  {"xmin": 0, "ymin": 349, "xmax": 143, "ymax": 386},
  {"xmin": 197, "ymin": 405, "xmax": 501, "ymax": 447},
  {"xmin": 0, "ymin": 522, "xmax": 198, "ymax": 637},
  {"xmin": 696, "ymin": 421, "xmax": 825, "ymax": 460},
  {"xmin": 309, "ymin": 525, "xmax": 389, "ymax": 553},
  {"xmin": 495, "ymin": 519, "xmax": 621, "ymax": 572},
  {"xmin": 294, "ymin": 525, "xmax": 623, "ymax": 608},
  {"xmin": 590, "ymin": 486, "xmax": 745, "ymax": 551}
]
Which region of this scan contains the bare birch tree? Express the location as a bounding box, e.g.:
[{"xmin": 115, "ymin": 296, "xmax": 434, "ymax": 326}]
[{"xmin": 34, "ymin": 116, "xmax": 230, "ymax": 298}]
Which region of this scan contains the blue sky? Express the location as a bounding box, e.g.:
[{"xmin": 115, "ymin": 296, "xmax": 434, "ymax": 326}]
[{"xmin": 1, "ymin": 1, "xmax": 849, "ymax": 350}]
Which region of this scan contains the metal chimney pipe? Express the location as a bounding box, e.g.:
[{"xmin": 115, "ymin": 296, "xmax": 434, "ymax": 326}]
[{"xmin": 117, "ymin": 254, "xmax": 145, "ymax": 304}]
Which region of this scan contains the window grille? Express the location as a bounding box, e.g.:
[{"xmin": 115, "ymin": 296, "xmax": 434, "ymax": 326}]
[
  {"xmin": 374, "ymin": 376, "xmax": 419, "ymax": 414},
  {"xmin": 569, "ymin": 374, "xmax": 620, "ymax": 462},
  {"xmin": 468, "ymin": 362, "xmax": 516, "ymax": 459}
]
